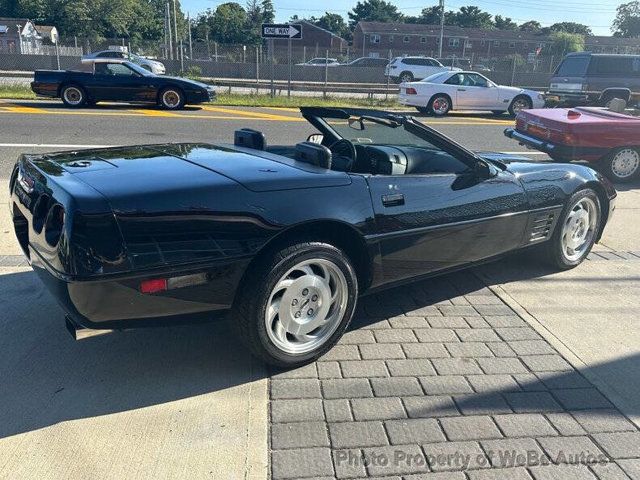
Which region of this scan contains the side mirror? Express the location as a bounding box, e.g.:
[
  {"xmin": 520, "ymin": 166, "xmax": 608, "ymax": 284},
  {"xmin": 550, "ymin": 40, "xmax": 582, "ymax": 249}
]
[
  {"xmin": 348, "ymin": 118, "xmax": 365, "ymax": 130},
  {"xmin": 307, "ymin": 133, "xmax": 324, "ymax": 144},
  {"xmin": 475, "ymin": 160, "xmax": 492, "ymax": 180}
]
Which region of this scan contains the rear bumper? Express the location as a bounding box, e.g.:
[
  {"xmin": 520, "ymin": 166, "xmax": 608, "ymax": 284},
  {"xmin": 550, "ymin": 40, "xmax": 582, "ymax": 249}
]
[
  {"xmin": 503, "ymin": 128, "xmax": 608, "ymax": 161},
  {"xmin": 31, "ymin": 81, "xmax": 58, "ymax": 98},
  {"xmin": 28, "ymin": 244, "xmax": 243, "ymax": 329},
  {"xmin": 544, "ymin": 92, "xmax": 597, "ymax": 106}
]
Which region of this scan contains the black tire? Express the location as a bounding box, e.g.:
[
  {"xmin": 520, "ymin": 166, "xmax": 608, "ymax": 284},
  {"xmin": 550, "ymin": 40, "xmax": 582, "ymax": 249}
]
[
  {"xmin": 231, "ymin": 240, "xmax": 358, "ymax": 368},
  {"xmin": 539, "ymin": 188, "xmax": 601, "ymax": 270},
  {"xmin": 158, "ymin": 87, "xmax": 185, "ymax": 110},
  {"xmin": 492, "ymin": 110, "xmax": 506, "ymax": 116},
  {"xmin": 415, "ymin": 106, "xmax": 430, "ymax": 114},
  {"xmin": 60, "ymin": 85, "xmax": 86, "ymax": 108},
  {"xmin": 398, "ymin": 71, "xmax": 414, "ymax": 83},
  {"xmin": 508, "ymin": 95, "xmax": 532, "ymax": 116},
  {"xmin": 428, "ymin": 94, "xmax": 451, "ymax": 116},
  {"xmin": 600, "ymin": 147, "xmax": 640, "ymax": 183}
]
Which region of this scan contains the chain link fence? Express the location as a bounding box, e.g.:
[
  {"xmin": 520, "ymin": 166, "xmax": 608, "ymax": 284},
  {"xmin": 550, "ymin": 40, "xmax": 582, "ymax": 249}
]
[{"xmin": 1, "ymin": 36, "xmax": 565, "ymax": 99}]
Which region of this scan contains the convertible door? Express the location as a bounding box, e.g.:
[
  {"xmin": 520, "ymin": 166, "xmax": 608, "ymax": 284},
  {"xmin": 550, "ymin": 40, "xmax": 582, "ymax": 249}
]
[{"xmin": 366, "ymin": 170, "xmax": 529, "ymax": 285}]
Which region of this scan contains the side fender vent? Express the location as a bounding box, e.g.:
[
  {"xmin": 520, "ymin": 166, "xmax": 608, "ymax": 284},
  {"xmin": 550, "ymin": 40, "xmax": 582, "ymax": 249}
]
[{"xmin": 529, "ymin": 211, "xmax": 556, "ymax": 242}]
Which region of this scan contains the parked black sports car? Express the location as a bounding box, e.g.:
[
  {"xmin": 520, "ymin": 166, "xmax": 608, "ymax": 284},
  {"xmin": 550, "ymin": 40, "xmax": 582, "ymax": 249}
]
[
  {"xmin": 31, "ymin": 58, "xmax": 215, "ymax": 109},
  {"xmin": 10, "ymin": 107, "xmax": 616, "ymax": 366}
]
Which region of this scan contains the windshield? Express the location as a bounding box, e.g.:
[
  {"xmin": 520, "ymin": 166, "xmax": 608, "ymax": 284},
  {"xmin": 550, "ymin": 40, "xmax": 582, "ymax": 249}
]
[
  {"xmin": 123, "ymin": 61, "xmax": 154, "ymax": 76},
  {"xmin": 421, "ymin": 72, "xmax": 451, "ymax": 83},
  {"xmin": 325, "ymin": 116, "xmax": 440, "ymax": 149},
  {"xmin": 555, "ymin": 56, "xmax": 590, "ymax": 76}
]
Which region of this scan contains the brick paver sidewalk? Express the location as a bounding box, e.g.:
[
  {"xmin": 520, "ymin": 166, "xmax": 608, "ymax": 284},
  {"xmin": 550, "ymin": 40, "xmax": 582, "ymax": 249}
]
[{"xmin": 269, "ymin": 270, "xmax": 640, "ymax": 480}]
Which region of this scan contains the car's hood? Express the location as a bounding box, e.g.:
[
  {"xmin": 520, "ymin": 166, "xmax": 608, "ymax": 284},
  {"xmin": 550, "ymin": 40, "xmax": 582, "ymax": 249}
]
[{"xmin": 162, "ymin": 76, "xmax": 213, "ymax": 89}]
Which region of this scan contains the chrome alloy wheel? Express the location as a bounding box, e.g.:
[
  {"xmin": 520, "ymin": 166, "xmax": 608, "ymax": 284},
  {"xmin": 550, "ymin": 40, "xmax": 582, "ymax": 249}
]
[
  {"xmin": 63, "ymin": 87, "xmax": 83, "ymax": 106},
  {"xmin": 432, "ymin": 97, "xmax": 449, "ymax": 115},
  {"xmin": 511, "ymin": 97, "xmax": 531, "ymax": 114},
  {"xmin": 561, "ymin": 197, "xmax": 597, "ymax": 262},
  {"xmin": 610, "ymin": 148, "xmax": 640, "ymax": 179},
  {"xmin": 265, "ymin": 258, "xmax": 349, "ymax": 355},
  {"xmin": 162, "ymin": 90, "xmax": 181, "ymax": 108}
]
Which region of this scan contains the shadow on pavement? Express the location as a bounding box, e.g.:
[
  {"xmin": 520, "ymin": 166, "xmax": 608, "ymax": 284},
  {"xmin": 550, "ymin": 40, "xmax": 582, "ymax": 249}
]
[{"xmin": 0, "ymin": 269, "xmax": 265, "ymax": 440}]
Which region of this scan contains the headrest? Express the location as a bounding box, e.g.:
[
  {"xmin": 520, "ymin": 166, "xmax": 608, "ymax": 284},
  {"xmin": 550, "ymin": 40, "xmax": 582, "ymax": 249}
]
[
  {"xmin": 608, "ymin": 98, "xmax": 627, "ymax": 113},
  {"xmin": 234, "ymin": 128, "xmax": 266, "ymax": 150},
  {"xmin": 295, "ymin": 142, "xmax": 332, "ymax": 169}
]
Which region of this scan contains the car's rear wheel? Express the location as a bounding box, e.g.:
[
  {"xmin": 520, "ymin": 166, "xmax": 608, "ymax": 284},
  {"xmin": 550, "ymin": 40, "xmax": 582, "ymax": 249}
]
[
  {"xmin": 602, "ymin": 147, "xmax": 640, "ymax": 183},
  {"xmin": 61, "ymin": 85, "xmax": 86, "ymax": 108},
  {"xmin": 508, "ymin": 95, "xmax": 532, "ymax": 116},
  {"xmin": 428, "ymin": 94, "xmax": 451, "ymax": 116},
  {"xmin": 540, "ymin": 189, "xmax": 601, "ymax": 270},
  {"xmin": 398, "ymin": 71, "xmax": 414, "ymax": 83},
  {"xmin": 231, "ymin": 240, "xmax": 358, "ymax": 368},
  {"xmin": 159, "ymin": 87, "xmax": 185, "ymax": 110}
]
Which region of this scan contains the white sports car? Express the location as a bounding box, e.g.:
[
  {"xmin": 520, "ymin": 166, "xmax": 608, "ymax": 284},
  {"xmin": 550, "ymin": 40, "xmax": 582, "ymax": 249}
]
[{"xmin": 399, "ymin": 71, "xmax": 545, "ymax": 116}]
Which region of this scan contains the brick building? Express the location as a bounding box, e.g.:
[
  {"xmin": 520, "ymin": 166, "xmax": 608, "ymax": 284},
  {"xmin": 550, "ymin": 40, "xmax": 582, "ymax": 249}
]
[
  {"xmin": 352, "ymin": 21, "xmax": 640, "ymax": 61},
  {"xmin": 271, "ymin": 20, "xmax": 348, "ymax": 59}
]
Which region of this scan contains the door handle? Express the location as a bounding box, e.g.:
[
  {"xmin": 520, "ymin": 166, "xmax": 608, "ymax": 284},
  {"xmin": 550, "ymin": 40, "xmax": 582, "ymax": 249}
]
[
  {"xmin": 382, "ymin": 193, "xmax": 405, "ymax": 207},
  {"xmin": 457, "ymin": 88, "xmax": 466, "ymax": 91}
]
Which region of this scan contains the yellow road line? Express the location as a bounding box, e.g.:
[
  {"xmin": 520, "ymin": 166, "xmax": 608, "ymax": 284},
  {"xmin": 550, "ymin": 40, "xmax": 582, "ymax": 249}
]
[
  {"xmin": 131, "ymin": 109, "xmax": 182, "ymax": 117},
  {"xmin": 200, "ymin": 105, "xmax": 304, "ymax": 121},
  {"xmin": 1, "ymin": 104, "xmax": 49, "ymax": 114}
]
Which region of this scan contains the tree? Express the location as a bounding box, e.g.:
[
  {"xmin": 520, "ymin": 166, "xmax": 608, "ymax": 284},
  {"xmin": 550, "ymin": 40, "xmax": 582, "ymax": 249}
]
[
  {"xmin": 414, "ymin": 5, "xmax": 456, "ymax": 25},
  {"xmin": 494, "ymin": 15, "xmax": 517, "ymax": 30},
  {"xmin": 312, "ymin": 12, "xmax": 349, "ymax": 39},
  {"xmin": 549, "ymin": 22, "xmax": 592, "ymax": 36},
  {"xmin": 544, "ymin": 31, "xmax": 585, "ymax": 55},
  {"xmin": 613, "ymin": 1, "xmax": 640, "ymax": 37},
  {"xmin": 260, "ymin": 0, "xmax": 274, "ymax": 23},
  {"xmin": 210, "ymin": 2, "xmax": 247, "ymax": 44},
  {"xmin": 452, "ymin": 6, "xmax": 493, "ymax": 29},
  {"xmin": 519, "ymin": 20, "xmax": 542, "ymax": 33},
  {"xmin": 347, "ymin": 0, "xmax": 403, "ymax": 29}
]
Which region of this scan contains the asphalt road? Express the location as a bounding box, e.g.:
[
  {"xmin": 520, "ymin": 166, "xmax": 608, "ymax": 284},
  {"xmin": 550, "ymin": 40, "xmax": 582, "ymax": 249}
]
[{"xmin": 2, "ymin": 99, "xmax": 640, "ymax": 479}]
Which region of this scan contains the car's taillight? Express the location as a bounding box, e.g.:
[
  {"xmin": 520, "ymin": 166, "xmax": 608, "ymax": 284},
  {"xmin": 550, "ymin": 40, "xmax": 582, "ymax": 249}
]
[
  {"xmin": 405, "ymin": 88, "xmax": 417, "ymax": 95},
  {"xmin": 140, "ymin": 273, "xmax": 208, "ymax": 294},
  {"xmin": 44, "ymin": 204, "xmax": 65, "ymax": 247}
]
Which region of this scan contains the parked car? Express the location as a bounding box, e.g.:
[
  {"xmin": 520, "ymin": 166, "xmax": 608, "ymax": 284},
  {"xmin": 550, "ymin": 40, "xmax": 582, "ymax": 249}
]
[
  {"xmin": 473, "ymin": 64, "xmax": 492, "ymax": 72},
  {"xmin": 438, "ymin": 57, "xmax": 472, "ymax": 70},
  {"xmin": 385, "ymin": 56, "xmax": 456, "ymax": 83},
  {"xmin": 505, "ymin": 105, "xmax": 640, "ymax": 182},
  {"xmin": 296, "ymin": 58, "xmax": 340, "ymax": 67},
  {"xmin": 344, "ymin": 57, "xmax": 389, "ymax": 68},
  {"xmin": 399, "ymin": 71, "xmax": 545, "ymax": 116},
  {"xmin": 10, "ymin": 107, "xmax": 615, "ymax": 366},
  {"xmin": 547, "ymin": 52, "xmax": 640, "ymax": 108},
  {"xmin": 31, "ymin": 59, "xmax": 215, "ymax": 109},
  {"xmin": 82, "ymin": 49, "xmax": 166, "ymax": 75}
]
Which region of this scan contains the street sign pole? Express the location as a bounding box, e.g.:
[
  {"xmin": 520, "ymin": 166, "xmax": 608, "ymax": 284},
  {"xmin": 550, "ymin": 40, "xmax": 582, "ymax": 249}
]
[
  {"xmin": 288, "ymin": 37, "xmax": 292, "ymax": 98},
  {"xmin": 438, "ymin": 0, "xmax": 445, "ymax": 59},
  {"xmin": 270, "ymin": 39, "xmax": 275, "ymax": 98}
]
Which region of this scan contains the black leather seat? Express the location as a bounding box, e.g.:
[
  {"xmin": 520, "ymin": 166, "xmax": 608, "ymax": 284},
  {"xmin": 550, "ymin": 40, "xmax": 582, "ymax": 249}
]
[
  {"xmin": 234, "ymin": 128, "xmax": 266, "ymax": 150},
  {"xmin": 295, "ymin": 142, "xmax": 332, "ymax": 169}
]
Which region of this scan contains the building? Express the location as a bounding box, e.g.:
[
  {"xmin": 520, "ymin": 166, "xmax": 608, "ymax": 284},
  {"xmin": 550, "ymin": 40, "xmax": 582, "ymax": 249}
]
[
  {"xmin": 35, "ymin": 25, "xmax": 59, "ymax": 45},
  {"xmin": 0, "ymin": 18, "xmax": 41, "ymax": 53},
  {"xmin": 353, "ymin": 21, "xmax": 640, "ymax": 61},
  {"xmin": 271, "ymin": 20, "xmax": 348, "ymax": 59}
]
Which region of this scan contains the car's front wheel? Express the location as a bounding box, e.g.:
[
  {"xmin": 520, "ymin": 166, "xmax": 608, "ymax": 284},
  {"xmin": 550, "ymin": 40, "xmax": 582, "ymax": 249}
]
[
  {"xmin": 159, "ymin": 87, "xmax": 185, "ymax": 110},
  {"xmin": 232, "ymin": 240, "xmax": 358, "ymax": 367},
  {"xmin": 508, "ymin": 95, "xmax": 532, "ymax": 116},
  {"xmin": 602, "ymin": 147, "xmax": 640, "ymax": 183},
  {"xmin": 61, "ymin": 85, "xmax": 86, "ymax": 108},
  {"xmin": 540, "ymin": 189, "xmax": 601, "ymax": 270}
]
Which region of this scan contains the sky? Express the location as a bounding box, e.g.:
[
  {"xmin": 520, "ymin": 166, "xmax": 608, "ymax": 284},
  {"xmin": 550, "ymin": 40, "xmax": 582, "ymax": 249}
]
[{"xmin": 181, "ymin": 0, "xmax": 624, "ymax": 36}]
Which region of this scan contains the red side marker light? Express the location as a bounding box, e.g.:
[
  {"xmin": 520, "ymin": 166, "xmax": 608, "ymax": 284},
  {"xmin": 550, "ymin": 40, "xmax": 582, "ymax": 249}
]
[
  {"xmin": 567, "ymin": 110, "xmax": 581, "ymax": 119},
  {"xmin": 405, "ymin": 87, "xmax": 417, "ymax": 95},
  {"xmin": 140, "ymin": 278, "xmax": 167, "ymax": 294}
]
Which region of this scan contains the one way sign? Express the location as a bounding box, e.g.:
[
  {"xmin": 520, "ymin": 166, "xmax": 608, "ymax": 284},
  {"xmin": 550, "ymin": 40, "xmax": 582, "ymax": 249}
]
[{"xmin": 261, "ymin": 24, "xmax": 302, "ymax": 39}]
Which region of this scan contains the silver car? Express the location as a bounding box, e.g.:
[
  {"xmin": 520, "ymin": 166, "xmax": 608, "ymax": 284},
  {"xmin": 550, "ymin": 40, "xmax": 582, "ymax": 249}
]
[{"xmin": 82, "ymin": 50, "xmax": 166, "ymax": 75}]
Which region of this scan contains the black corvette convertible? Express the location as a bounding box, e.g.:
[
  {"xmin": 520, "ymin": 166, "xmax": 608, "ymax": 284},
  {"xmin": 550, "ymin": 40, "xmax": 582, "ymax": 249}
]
[{"xmin": 10, "ymin": 107, "xmax": 616, "ymax": 366}]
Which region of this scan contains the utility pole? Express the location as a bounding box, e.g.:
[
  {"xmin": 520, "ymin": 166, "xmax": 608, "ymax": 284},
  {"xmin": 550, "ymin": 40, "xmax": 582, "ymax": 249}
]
[
  {"xmin": 172, "ymin": 0, "xmax": 179, "ymax": 60},
  {"xmin": 166, "ymin": 2, "xmax": 173, "ymax": 59},
  {"xmin": 438, "ymin": 0, "xmax": 445, "ymax": 59},
  {"xmin": 187, "ymin": 13, "xmax": 193, "ymax": 59}
]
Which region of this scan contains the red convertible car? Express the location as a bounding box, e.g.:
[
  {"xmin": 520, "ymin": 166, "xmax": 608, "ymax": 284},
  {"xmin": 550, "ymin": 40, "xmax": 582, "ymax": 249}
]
[{"xmin": 505, "ymin": 106, "xmax": 640, "ymax": 182}]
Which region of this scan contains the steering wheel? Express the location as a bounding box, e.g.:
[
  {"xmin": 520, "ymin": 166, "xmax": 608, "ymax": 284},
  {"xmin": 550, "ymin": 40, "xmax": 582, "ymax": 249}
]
[{"xmin": 328, "ymin": 139, "xmax": 357, "ymax": 172}]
